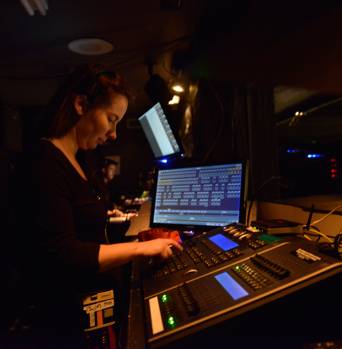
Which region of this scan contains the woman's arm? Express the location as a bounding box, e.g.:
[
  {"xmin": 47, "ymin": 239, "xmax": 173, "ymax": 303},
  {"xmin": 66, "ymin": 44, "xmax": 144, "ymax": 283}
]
[{"xmin": 98, "ymin": 238, "xmax": 182, "ymax": 272}]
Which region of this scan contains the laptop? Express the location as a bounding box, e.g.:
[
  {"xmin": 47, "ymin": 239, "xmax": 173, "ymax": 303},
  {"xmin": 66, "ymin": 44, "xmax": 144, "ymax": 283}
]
[{"xmin": 148, "ymin": 161, "xmax": 248, "ymax": 235}]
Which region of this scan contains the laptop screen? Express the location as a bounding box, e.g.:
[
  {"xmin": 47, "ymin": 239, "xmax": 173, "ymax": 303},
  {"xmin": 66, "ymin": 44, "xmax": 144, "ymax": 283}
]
[{"xmin": 150, "ymin": 162, "xmax": 246, "ymax": 229}]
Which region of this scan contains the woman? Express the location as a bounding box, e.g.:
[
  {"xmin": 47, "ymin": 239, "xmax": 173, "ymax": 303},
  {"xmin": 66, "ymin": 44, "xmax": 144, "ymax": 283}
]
[{"xmin": 16, "ymin": 64, "xmax": 181, "ymax": 335}]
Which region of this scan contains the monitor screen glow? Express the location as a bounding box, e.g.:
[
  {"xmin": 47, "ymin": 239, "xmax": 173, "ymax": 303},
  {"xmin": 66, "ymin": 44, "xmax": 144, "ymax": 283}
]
[
  {"xmin": 138, "ymin": 102, "xmax": 181, "ymax": 159},
  {"xmin": 151, "ymin": 162, "xmax": 246, "ymax": 229}
]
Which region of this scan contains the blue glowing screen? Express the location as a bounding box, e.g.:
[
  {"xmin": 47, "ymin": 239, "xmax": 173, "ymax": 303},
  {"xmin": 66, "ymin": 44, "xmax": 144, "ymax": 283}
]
[
  {"xmin": 215, "ymin": 272, "xmax": 249, "ymax": 300},
  {"xmin": 209, "ymin": 234, "xmax": 239, "ymax": 251}
]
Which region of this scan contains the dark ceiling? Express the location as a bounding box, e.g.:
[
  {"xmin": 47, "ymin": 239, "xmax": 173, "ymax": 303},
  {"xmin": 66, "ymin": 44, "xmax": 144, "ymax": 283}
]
[
  {"xmin": 0, "ymin": 0, "xmax": 201, "ymax": 109},
  {"xmin": 1, "ymin": 0, "xmax": 342, "ymax": 147}
]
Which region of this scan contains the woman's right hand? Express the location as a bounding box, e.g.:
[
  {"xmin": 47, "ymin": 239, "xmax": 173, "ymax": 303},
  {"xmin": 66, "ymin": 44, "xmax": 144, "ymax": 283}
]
[{"xmin": 136, "ymin": 238, "xmax": 183, "ymax": 259}]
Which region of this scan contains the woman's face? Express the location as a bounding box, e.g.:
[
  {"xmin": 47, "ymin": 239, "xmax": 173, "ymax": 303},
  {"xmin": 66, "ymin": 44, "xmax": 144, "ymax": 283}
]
[{"xmin": 75, "ymin": 93, "xmax": 128, "ymax": 150}]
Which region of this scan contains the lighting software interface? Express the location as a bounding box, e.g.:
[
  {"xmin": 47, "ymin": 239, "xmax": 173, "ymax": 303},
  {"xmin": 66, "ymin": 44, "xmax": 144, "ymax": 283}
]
[{"xmin": 152, "ymin": 163, "xmax": 244, "ymax": 227}]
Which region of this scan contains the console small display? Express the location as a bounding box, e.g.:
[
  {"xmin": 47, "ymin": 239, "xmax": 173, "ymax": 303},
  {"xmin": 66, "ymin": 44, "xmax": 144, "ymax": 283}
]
[
  {"xmin": 215, "ymin": 272, "xmax": 249, "ymax": 300},
  {"xmin": 209, "ymin": 234, "xmax": 238, "ymax": 251}
]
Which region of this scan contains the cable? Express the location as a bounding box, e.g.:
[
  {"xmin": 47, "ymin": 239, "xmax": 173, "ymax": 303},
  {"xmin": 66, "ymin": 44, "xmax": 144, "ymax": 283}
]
[
  {"xmin": 303, "ymin": 234, "xmax": 314, "ymax": 241},
  {"xmin": 294, "ymin": 202, "xmax": 342, "ymax": 259},
  {"xmin": 302, "ymin": 204, "xmax": 331, "ymax": 242},
  {"xmin": 311, "ymin": 203, "xmax": 342, "ymax": 225},
  {"xmin": 246, "ymin": 176, "xmax": 284, "ymax": 227},
  {"xmin": 298, "ymin": 205, "xmax": 336, "ymax": 243},
  {"xmin": 201, "ymin": 81, "xmax": 225, "ymax": 163},
  {"xmin": 301, "ymin": 227, "xmax": 333, "ymax": 243},
  {"xmin": 300, "ymin": 222, "xmax": 342, "ymax": 259}
]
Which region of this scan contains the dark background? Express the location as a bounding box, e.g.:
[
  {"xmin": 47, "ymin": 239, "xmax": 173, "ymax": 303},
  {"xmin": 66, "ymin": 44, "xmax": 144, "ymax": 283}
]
[
  {"xmin": 1, "ymin": 0, "xmax": 342, "ymax": 208},
  {"xmin": 1, "ymin": 1, "xmax": 342, "ymax": 343}
]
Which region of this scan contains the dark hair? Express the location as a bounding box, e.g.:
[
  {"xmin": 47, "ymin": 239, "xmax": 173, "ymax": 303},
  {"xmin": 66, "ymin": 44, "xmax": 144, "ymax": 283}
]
[{"xmin": 41, "ymin": 64, "xmax": 129, "ymax": 138}]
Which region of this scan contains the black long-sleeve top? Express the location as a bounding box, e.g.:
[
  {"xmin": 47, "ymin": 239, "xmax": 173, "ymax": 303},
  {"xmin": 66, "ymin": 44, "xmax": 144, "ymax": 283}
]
[{"xmin": 18, "ymin": 140, "xmax": 108, "ymax": 303}]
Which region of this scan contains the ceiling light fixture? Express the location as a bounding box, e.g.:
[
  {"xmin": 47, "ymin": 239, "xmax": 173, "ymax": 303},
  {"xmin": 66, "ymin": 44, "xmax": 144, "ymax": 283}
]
[
  {"xmin": 20, "ymin": 0, "xmax": 48, "ymax": 16},
  {"xmin": 171, "ymin": 83, "xmax": 185, "ymax": 93},
  {"xmin": 168, "ymin": 95, "xmax": 180, "ymax": 105},
  {"xmin": 68, "ymin": 38, "xmax": 114, "ymax": 56},
  {"xmin": 169, "ymin": 73, "xmax": 187, "ymax": 94}
]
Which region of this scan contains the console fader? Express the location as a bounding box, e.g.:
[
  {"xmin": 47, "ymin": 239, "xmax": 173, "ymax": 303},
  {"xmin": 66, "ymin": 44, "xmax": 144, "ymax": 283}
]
[
  {"xmin": 142, "ymin": 223, "xmax": 280, "ymax": 297},
  {"xmin": 129, "ymin": 224, "xmax": 342, "ymax": 349}
]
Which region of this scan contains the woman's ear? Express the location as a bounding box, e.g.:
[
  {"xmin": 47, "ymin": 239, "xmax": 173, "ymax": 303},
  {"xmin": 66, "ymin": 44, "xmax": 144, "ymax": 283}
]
[{"xmin": 74, "ymin": 95, "xmax": 87, "ymax": 116}]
